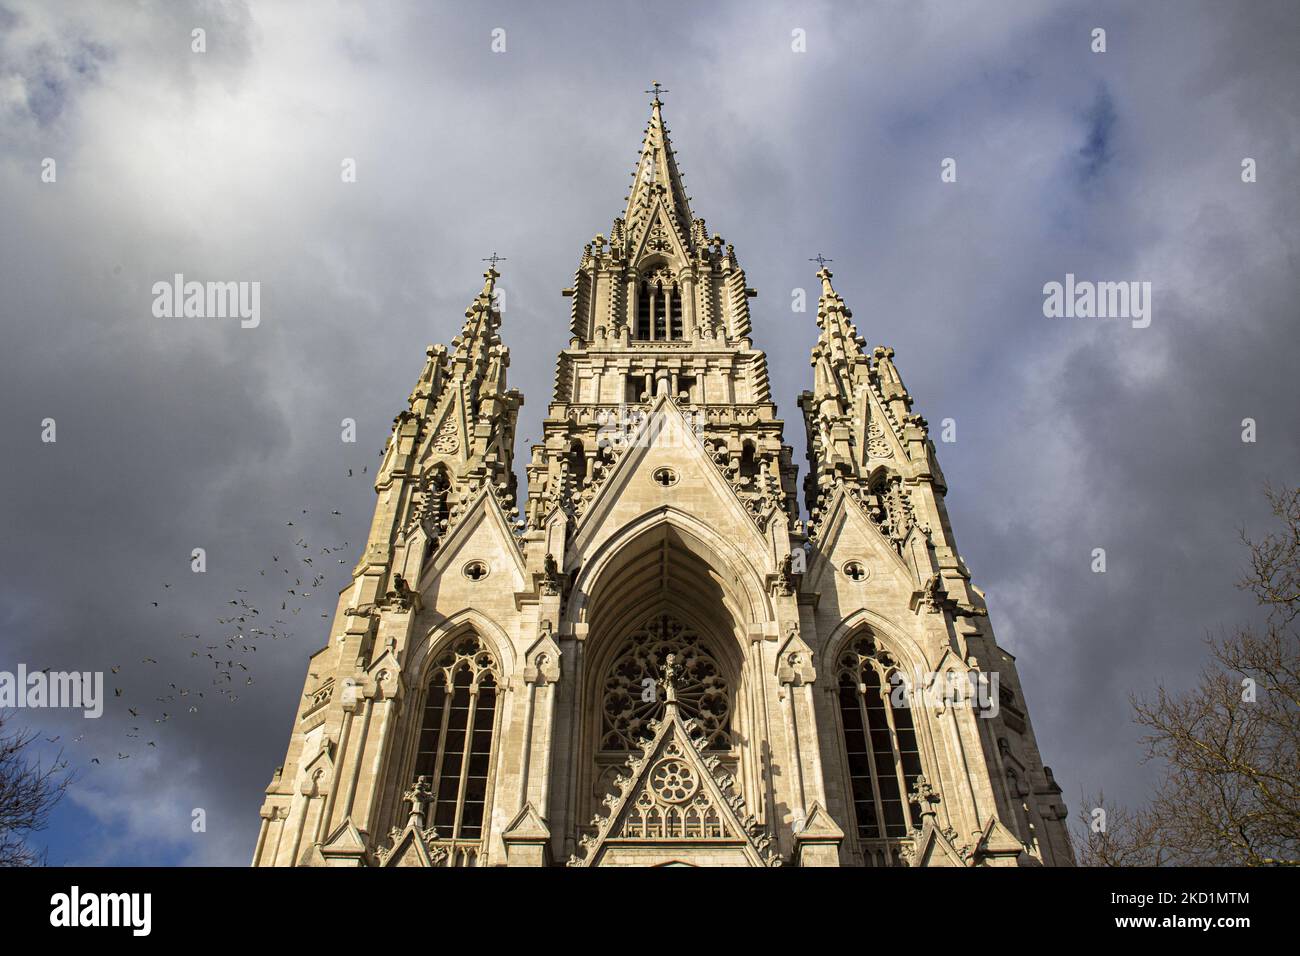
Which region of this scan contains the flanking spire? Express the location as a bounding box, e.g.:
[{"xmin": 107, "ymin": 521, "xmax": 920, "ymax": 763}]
[
  {"xmin": 811, "ymin": 266, "xmax": 869, "ymax": 395},
  {"xmin": 383, "ymin": 262, "xmax": 522, "ymax": 560},
  {"xmin": 798, "ymin": 263, "xmax": 920, "ymax": 545}
]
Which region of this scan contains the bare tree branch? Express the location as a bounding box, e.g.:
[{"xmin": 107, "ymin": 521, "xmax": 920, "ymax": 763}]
[
  {"xmin": 1080, "ymin": 486, "xmax": 1300, "ymax": 866},
  {"xmin": 0, "ymin": 711, "xmax": 74, "ymax": 867}
]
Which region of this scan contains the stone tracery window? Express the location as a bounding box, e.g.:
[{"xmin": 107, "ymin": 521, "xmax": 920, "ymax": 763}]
[
  {"xmin": 836, "ymin": 635, "xmax": 922, "ymax": 840},
  {"xmin": 618, "ymin": 738, "xmax": 726, "ymax": 839},
  {"xmin": 601, "ymin": 613, "xmax": 731, "ymax": 750},
  {"xmin": 865, "ymin": 470, "xmax": 914, "ymax": 544},
  {"xmin": 414, "ymin": 634, "xmax": 499, "ymax": 840},
  {"xmin": 635, "ymin": 265, "xmax": 682, "ymax": 341}
]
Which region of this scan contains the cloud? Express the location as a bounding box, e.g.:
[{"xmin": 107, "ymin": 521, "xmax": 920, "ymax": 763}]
[{"xmin": 0, "ymin": 0, "xmax": 1296, "ymax": 864}]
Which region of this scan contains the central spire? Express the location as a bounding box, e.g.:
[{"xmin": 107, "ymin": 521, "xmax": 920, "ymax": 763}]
[{"xmin": 623, "ymin": 89, "xmax": 693, "ymax": 232}]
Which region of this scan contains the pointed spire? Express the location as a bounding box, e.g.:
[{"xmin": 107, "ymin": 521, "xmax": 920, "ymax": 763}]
[
  {"xmin": 816, "ymin": 266, "xmax": 836, "ymax": 299},
  {"xmin": 451, "ymin": 261, "xmax": 506, "ymax": 386},
  {"xmin": 812, "ymin": 265, "xmax": 862, "ymax": 357},
  {"xmin": 623, "ymin": 88, "xmax": 693, "ymax": 230},
  {"xmin": 463, "ymin": 262, "xmax": 503, "ymax": 330}
]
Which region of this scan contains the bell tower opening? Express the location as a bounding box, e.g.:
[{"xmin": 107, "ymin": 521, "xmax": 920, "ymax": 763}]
[{"xmin": 634, "ymin": 264, "xmax": 681, "ymax": 341}]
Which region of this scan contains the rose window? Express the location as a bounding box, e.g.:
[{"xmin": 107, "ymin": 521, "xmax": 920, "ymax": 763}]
[
  {"xmin": 601, "ymin": 613, "xmax": 731, "ymax": 750},
  {"xmin": 650, "ymin": 757, "xmax": 698, "ymax": 803}
]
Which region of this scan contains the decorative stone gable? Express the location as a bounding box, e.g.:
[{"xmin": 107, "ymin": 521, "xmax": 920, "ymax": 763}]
[{"xmin": 568, "ymin": 699, "xmax": 781, "ymax": 868}]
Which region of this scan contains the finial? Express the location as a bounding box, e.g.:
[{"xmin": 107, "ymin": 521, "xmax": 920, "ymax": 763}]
[
  {"xmin": 480, "ymin": 252, "xmax": 506, "ymax": 296},
  {"xmin": 810, "ymin": 255, "xmax": 836, "ymax": 293},
  {"xmin": 645, "ymin": 81, "xmax": 669, "ymax": 106},
  {"xmin": 806, "ymin": 257, "xmax": 837, "ymax": 295}
]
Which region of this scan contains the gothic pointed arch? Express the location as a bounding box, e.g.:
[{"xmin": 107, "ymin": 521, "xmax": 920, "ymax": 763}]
[
  {"xmin": 816, "ymin": 607, "xmax": 928, "ymax": 683},
  {"xmin": 567, "ymin": 504, "xmax": 773, "ymax": 633},
  {"xmin": 375, "ymin": 615, "xmax": 515, "ymax": 867},
  {"xmin": 633, "ymin": 260, "xmax": 685, "ymax": 341},
  {"xmin": 831, "ymin": 628, "xmax": 926, "ymax": 857},
  {"xmin": 570, "ymin": 514, "xmax": 766, "ymax": 842},
  {"xmin": 413, "ymin": 631, "xmax": 502, "ymax": 842}
]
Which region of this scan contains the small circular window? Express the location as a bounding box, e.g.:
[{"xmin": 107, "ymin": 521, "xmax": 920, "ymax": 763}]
[
  {"xmin": 462, "ymin": 560, "xmax": 489, "ymax": 581},
  {"xmin": 651, "ymin": 467, "xmax": 679, "ymax": 487},
  {"xmin": 842, "ymin": 561, "xmax": 868, "ymax": 582}
]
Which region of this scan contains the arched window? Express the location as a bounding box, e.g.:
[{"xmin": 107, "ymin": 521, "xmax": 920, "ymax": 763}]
[
  {"xmin": 414, "ymin": 634, "xmax": 499, "ymax": 840},
  {"xmin": 600, "ymin": 613, "xmax": 731, "ymax": 751},
  {"xmin": 634, "ymin": 266, "xmax": 680, "ymax": 341},
  {"xmin": 738, "ymin": 441, "xmax": 759, "ymax": 483},
  {"xmin": 636, "ymin": 282, "xmax": 651, "ymax": 340},
  {"xmin": 566, "ymin": 439, "xmax": 588, "ymax": 485},
  {"xmin": 865, "ymin": 469, "xmax": 913, "ymax": 545},
  {"xmin": 836, "ymin": 635, "xmax": 922, "ymax": 840},
  {"xmin": 668, "ymin": 287, "xmax": 683, "ymax": 340}
]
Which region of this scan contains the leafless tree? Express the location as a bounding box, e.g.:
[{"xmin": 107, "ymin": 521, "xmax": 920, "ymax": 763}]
[
  {"xmin": 0, "ymin": 712, "xmax": 73, "ymax": 867},
  {"xmin": 1079, "ymin": 485, "xmax": 1300, "ymax": 866}
]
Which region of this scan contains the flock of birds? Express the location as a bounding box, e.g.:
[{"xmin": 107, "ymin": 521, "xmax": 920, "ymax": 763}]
[{"xmin": 43, "ymin": 464, "xmax": 377, "ymax": 769}]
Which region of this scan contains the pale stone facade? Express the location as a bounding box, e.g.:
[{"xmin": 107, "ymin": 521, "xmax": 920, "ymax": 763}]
[{"xmin": 251, "ymin": 96, "xmax": 1074, "ymax": 868}]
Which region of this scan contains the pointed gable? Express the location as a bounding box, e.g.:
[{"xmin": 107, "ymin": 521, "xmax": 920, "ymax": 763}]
[
  {"xmin": 630, "ymin": 198, "xmax": 691, "ymax": 268},
  {"xmin": 571, "ymin": 395, "xmax": 776, "ymax": 557},
  {"xmin": 568, "ymin": 702, "xmax": 781, "ymax": 867},
  {"xmin": 420, "ymin": 485, "xmax": 527, "ymax": 595},
  {"xmin": 376, "ymin": 824, "xmax": 442, "ymax": 868},
  {"xmin": 907, "ymin": 817, "xmax": 974, "ymax": 868}
]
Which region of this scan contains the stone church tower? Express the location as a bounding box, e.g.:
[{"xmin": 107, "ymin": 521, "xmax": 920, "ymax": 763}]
[{"xmin": 252, "ymin": 94, "xmax": 1074, "ymax": 868}]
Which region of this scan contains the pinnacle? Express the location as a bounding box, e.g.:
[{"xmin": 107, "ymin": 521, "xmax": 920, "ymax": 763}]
[{"xmin": 816, "ymin": 266, "xmax": 835, "ymax": 294}]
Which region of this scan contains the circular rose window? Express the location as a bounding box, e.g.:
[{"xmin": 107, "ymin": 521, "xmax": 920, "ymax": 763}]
[
  {"xmin": 650, "ymin": 757, "xmax": 698, "ymax": 803},
  {"xmin": 652, "ymin": 467, "xmax": 679, "ymax": 487}
]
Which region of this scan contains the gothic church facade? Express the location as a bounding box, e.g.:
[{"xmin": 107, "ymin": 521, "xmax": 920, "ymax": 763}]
[{"xmin": 251, "ymin": 96, "xmax": 1074, "ymax": 868}]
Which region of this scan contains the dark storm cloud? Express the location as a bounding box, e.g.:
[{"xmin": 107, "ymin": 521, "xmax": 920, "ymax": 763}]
[{"xmin": 0, "ymin": 0, "xmax": 1296, "ymax": 863}]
